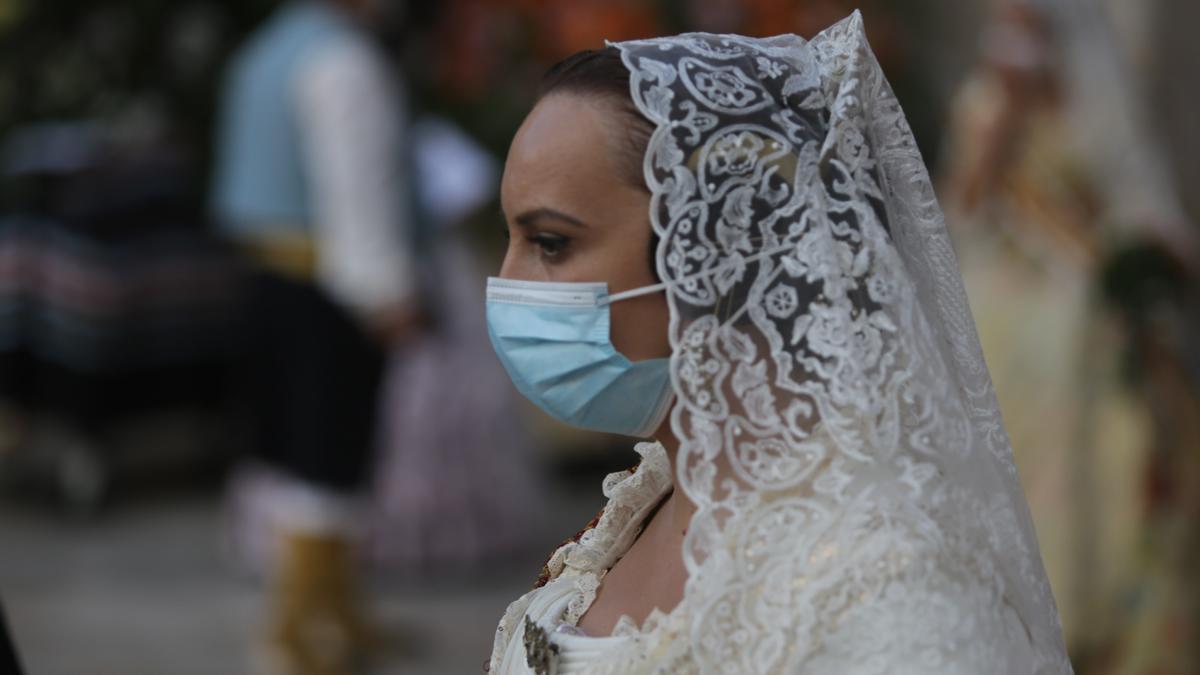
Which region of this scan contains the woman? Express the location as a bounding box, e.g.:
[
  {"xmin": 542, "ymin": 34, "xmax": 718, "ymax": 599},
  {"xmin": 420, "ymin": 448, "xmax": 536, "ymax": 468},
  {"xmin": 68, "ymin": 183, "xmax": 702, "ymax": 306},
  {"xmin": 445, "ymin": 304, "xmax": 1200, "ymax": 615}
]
[{"xmin": 486, "ymin": 12, "xmax": 1072, "ymax": 674}]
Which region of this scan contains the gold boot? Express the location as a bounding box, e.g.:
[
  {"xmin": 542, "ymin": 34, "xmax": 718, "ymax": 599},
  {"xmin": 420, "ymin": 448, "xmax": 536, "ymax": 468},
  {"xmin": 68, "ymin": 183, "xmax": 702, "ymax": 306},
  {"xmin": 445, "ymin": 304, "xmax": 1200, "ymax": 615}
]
[{"xmin": 263, "ymin": 531, "xmax": 377, "ymax": 675}]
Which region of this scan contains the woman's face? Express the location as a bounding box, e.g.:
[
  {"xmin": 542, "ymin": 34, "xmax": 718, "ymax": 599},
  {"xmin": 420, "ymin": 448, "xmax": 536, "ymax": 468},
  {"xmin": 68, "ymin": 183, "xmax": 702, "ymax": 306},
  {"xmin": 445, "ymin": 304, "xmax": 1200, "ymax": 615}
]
[{"xmin": 499, "ymin": 94, "xmax": 670, "ymax": 364}]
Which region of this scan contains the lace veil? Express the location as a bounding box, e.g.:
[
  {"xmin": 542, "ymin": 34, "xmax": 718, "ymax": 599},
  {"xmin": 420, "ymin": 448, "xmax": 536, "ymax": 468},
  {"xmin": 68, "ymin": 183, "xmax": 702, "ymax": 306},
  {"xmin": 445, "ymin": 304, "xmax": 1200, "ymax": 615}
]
[{"xmin": 609, "ymin": 11, "xmax": 1073, "ymax": 673}]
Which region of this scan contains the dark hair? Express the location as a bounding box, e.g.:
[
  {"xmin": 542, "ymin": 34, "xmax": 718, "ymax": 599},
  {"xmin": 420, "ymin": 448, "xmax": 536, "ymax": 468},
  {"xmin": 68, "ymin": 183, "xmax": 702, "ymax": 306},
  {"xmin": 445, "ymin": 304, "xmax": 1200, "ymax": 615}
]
[
  {"xmin": 538, "ymin": 47, "xmax": 654, "ymax": 191},
  {"xmin": 538, "ymin": 47, "xmax": 660, "ymax": 279}
]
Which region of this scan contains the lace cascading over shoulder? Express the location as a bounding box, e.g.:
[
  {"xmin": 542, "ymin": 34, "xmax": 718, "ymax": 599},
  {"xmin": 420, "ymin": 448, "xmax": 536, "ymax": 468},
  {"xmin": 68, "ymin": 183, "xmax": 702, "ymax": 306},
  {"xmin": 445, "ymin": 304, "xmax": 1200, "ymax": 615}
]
[{"xmin": 491, "ymin": 11, "xmax": 1072, "ymax": 674}]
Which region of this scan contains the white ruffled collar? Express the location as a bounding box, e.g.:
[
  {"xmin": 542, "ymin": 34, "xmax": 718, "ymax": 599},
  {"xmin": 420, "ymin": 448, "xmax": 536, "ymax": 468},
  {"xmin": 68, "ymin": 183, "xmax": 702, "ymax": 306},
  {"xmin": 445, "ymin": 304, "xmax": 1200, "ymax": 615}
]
[
  {"xmin": 488, "ymin": 442, "xmax": 688, "ymax": 673},
  {"xmin": 544, "ymin": 441, "xmax": 675, "ymax": 630}
]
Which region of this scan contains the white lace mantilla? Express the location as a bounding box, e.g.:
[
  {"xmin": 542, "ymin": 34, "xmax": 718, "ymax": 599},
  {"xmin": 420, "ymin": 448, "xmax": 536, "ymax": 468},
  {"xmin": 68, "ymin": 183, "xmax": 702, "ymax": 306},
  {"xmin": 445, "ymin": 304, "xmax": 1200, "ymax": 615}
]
[{"xmin": 491, "ymin": 11, "xmax": 1071, "ymax": 675}]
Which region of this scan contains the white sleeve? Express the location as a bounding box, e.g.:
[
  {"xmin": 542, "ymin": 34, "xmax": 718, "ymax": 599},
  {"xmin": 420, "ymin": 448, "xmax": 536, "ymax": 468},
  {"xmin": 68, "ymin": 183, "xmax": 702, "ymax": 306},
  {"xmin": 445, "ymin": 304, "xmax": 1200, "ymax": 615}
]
[{"xmin": 292, "ymin": 35, "xmax": 416, "ymax": 314}]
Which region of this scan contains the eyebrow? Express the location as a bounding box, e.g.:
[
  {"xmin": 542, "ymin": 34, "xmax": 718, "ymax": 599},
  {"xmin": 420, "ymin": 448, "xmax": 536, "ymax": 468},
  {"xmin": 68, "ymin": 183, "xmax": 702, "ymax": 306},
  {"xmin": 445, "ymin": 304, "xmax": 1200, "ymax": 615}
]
[{"xmin": 511, "ymin": 207, "xmax": 590, "ymax": 230}]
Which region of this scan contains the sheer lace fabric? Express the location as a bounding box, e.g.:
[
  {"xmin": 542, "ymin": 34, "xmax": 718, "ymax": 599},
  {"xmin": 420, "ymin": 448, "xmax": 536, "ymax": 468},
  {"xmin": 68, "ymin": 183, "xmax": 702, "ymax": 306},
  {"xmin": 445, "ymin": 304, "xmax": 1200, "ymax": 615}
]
[{"xmin": 491, "ymin": 11, "xmax": 1071, "ymax": 674}]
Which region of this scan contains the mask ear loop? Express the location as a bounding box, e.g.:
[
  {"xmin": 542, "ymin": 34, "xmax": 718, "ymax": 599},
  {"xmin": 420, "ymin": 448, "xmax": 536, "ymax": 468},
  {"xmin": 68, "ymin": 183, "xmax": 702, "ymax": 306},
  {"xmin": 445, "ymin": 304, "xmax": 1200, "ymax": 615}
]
[
  {"xmin": 605, "ymin": 282, "xmax": 669, "ymax": 304},
  {"xmin": 601, "ymin": 240, "xmax": 796, "ymax": 306}
]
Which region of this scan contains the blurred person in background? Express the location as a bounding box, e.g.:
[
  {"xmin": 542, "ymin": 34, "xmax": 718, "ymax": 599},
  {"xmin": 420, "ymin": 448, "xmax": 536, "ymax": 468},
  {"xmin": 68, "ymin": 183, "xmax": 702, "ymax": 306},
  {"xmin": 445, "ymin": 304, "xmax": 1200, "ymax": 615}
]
[
  {"xmin": 210, "ymin": 0, "xmax": 424, "ymax": 672},
  {"xmin": 229, "ymin": 113, "xmax": 546, "ymax": 580},
  {"xmin": 0, "ymin": 118, "xmax": 242, "ymax": 513},
  {"xmin": 366, "ymin": 115, "xmax": 543, "ymax": 571},
  {"xmin": 939, "ymin": 0, "xmax": 1200, "ymax": 671}
]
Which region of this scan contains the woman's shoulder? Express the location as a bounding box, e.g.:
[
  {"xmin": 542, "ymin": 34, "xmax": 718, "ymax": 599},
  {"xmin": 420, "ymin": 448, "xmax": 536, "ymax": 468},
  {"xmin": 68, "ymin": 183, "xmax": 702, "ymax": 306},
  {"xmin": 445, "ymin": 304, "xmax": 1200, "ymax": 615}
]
[
  {"xmin": 549, "ymin": 441, "xmax": 673, "ymax": 580},
  {"xmin": 488, "ymin": 441, "xmax": 673, "ymax": 669},
  {"xmin": 523, "ymin": 441, "xmax": 672, "ymax": 592}
]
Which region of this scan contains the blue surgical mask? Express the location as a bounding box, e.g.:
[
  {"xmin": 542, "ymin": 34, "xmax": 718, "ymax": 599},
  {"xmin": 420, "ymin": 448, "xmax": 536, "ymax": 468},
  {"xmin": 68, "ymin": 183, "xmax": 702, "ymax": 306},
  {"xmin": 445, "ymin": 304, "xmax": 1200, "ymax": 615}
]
[
  {"xmin": 485, "ymin": 242, "xmax": 793, "ymax": 438},
  {"xmin": 485, "ymin": 277, "xmax": 673, "ymax": 438}
]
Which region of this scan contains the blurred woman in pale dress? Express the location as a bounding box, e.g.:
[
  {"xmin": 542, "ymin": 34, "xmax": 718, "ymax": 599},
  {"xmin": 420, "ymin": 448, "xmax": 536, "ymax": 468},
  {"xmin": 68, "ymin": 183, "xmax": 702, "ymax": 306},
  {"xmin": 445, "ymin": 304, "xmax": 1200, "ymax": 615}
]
[{"xmin": 939, "ymin": 0, "xmax": 1200, "ymax": 670}]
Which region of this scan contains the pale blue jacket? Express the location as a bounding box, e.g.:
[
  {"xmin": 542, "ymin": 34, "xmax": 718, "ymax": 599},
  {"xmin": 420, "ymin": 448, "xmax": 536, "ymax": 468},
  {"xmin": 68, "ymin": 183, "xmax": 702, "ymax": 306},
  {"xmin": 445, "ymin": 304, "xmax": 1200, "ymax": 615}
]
[{"xmin": 210, "ymin": 1, "xmax": 351, "ymax": 237}]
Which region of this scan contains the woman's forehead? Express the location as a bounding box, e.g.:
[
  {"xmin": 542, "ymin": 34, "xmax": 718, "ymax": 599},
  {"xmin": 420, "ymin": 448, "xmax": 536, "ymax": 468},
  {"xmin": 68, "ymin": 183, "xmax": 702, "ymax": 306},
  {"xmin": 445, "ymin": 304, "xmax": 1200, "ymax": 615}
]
[{"xmin": 502, "ymin": 95, "xmax": 629, "ymax": 209}]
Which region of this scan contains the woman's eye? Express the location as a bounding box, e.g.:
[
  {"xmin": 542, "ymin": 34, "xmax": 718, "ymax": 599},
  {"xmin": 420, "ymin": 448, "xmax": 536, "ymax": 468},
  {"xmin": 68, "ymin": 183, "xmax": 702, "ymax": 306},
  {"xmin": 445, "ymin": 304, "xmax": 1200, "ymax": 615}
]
[{"xmin": 528, "ymin": 233, "xmax": 569, "ymax": 259}]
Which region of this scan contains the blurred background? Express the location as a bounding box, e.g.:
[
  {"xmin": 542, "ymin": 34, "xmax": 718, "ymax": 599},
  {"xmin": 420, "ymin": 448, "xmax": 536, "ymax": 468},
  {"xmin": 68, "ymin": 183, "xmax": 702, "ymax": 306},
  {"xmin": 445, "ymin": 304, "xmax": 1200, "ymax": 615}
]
[{"xmin": 0, "ymin": 0, "xmax": 1196, "ymax": 673}]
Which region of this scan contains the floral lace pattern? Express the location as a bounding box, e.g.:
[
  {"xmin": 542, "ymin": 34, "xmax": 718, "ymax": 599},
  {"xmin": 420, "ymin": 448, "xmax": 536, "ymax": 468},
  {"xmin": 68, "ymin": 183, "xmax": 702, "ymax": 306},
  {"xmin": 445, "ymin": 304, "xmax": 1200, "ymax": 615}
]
[{"xmin": 612, "ymin": 11, "xmax": 1069, "ymax": 675}]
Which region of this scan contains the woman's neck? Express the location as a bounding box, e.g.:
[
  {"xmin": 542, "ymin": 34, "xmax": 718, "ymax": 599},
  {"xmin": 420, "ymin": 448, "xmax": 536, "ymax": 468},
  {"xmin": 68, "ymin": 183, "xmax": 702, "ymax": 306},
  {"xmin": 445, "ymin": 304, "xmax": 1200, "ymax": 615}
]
[{"xmin": 652, "ymin": 418, "xmax": 696, "ymax": 538}]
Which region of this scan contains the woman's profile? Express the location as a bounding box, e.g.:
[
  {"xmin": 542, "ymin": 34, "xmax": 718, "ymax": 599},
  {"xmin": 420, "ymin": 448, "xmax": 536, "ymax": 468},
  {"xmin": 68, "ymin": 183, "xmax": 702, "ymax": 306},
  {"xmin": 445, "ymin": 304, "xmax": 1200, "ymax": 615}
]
[{"xmin": 485, "ymin": 11, "xmax": 1072, "ymax": 674}]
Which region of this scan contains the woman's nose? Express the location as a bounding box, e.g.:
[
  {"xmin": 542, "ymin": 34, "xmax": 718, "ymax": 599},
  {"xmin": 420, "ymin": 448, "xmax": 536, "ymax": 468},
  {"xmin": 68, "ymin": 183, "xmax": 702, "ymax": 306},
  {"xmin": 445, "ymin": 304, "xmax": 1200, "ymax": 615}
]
[{"xmin": 497, "ymin": 246, "xmax": 517, "ymax": 280}]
